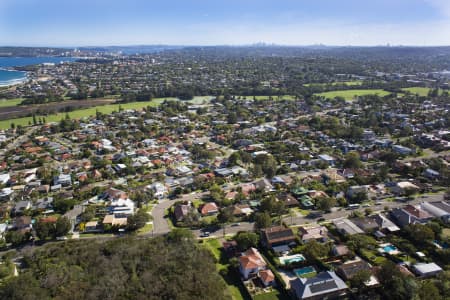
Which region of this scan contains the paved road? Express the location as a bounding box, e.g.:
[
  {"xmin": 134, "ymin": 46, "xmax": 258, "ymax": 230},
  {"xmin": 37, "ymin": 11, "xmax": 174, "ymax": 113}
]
[
  {"xmin": 191, "ymin": 222, "xmax": 254, "ymax": 238},
  {"xmin": 151, "ymin": 199, "xmax": 176, "ymax": 235},
  {"xmin": 283, "ymin": 192, "xmax": 445, "ymax": 226},
  {"xmin": 151, "ymin": 191, "xmax": 210, "ymax": 235},
  {"xmin": 401, "ymin": 150, "xmax": 450, "ymax": 162}
]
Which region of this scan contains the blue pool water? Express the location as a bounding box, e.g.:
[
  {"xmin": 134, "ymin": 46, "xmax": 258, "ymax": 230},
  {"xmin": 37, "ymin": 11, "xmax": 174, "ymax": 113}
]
[
  {"xmin": 285, "ymin": 257, "xmax": 305, "ymax": 264},
  {"xmin": 383, "ymin": 245, "xmax": 397, "ymax": 252},
  {"xmin": 294, "ymin": 266, "xmax": 316, "ymax": 277}
]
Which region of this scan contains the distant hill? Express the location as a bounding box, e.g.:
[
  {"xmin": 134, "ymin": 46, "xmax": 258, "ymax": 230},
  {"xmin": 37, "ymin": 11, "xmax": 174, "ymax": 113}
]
[{"xmin": 0, "ymin": 47, "xmax": 72, "ymax": 57}]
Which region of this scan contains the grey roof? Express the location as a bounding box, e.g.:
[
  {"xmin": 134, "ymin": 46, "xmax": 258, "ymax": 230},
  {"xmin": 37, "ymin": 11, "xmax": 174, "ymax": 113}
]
[
  {"xmin": 333, "ymin": 218, "xmax": 364, "ymax": 235},
  {"xmin": 291, "ymin": 271, "xmax": 348, "ymax": 299},
  {"xmin": 413, "ymin": 263, "xmax": 443, "ymax": 275}
]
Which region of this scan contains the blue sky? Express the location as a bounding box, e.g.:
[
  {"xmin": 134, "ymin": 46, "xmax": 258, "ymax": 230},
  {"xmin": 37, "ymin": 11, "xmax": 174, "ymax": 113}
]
[{"xmin": 1, "ymin": 0, "xmax": 450, "ymax": 46}]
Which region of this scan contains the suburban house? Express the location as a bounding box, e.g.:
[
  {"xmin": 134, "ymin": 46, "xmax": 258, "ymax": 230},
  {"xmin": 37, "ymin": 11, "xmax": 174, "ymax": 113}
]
[
  {"xmin": 53, "ymin": 174, "xmax": 72, "ymax": 187},
  {"xmin": 13, "ymin": 216, "xmax": 32, "ymax": 232},
  {"xmin": 253, "ymin": 178, "xmax": 274, "ymax": 192},
  {"xmin": 333, "ymin": 218, "xmax": 364, "ymax": 235},
  {"xmin": 13, "ymin": 200, "xmax": 32, "ymax": 214},
  {"xmin": 147, "ymin": 182, "xmax": 168, "ymax": 199},
  {"xmin": 290, "ymin": 271, "xmax": 348, "ymax": 300},
  {"xmin": 232, "ymin": 204, "xmax": 254, "ymax": 217},
  {"xmin": 102, "ymin": 187, "xmax": 128, "ymax": 201},
  {"xmin": 84, "ymin": 221, "xmax": 100, "ymax": 232},
  {"xmin": 0, "ymin": 173, "xmax": 10, "ymax": 185},
  {"xmin": 318, "ymin": 154, "xmax": 336, "ymax": 166},
  {"xmin": 391, "ymin": 205, "xmax": 433, "ymax": 227},
  {"xmin": 222, "ymin": 240, "xmax": 238, "ymax": 257},
  {"xmin": 392, "ymin": 144, "xmax": 414, "ymax": 155},
  {"xmin": 336, "ymin": 259, "xmax": 379, "ymax": 286},
  {"xmin": 371, "ymin": 213, "xmax": 400, "ymax": 233},
  {"xmin": 332, "ymin": 245, "xmax": 351, "ymax": 257},
  {"xmin": 352, "ymin": 217, "xmax": 381, "ymax": 232},
  {"xmin": 258, "ymin": 269, "xmax": 276, "ymax": 287},
  {"xmin": 412, "ymin": 263, "xmax": 443, "ymax": 278},
  {"xmin": 388, "ymin": 181, "xmax": 420, "ymax": 196},
  {"xmin": 261, "ymin": 226, "xmax": 296, "ymax": 249},
  {"xmin": 174, "ymin": 204, "xmax": 193, "ymax": 222},
  {"xmin": 238, "ymin": 247, "xmax": 267, "ymax": 279},
  {"xmin": 200, "ymin": 202, "xmax": 219, "ymax": 216},
  {"xmin": 298, "ymin": 225, "xmax": 329, "ymax": 243},
  {"xmin": 103, "ymin": 214, "xmax": 128, "ymax": 227},
  {"xmin": 420, "ymin": 201, "xmax": 450, "ymax": 223},
  {"xmin": 109, "ymin": 198, "xmax": 135, "ymax": 216},
  {"xmin": 278, "ymin": 193, "xmax": 299, "ymax": 208}
]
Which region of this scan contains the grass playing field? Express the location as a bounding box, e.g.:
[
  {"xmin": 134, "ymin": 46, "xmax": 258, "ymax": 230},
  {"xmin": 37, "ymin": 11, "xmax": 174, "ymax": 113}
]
[
  {"xmin": 0, "ymin": 98, "xmax": 24, "ymax": 108},
  {"xmin": 401, "ymin": 87, "xmax": 432, "ymax": 96},
  {"xmin": 0, "ymin": 96, "xmax": 214, "ymax": 129},
  {"xmin": 315, "ymin": 89, "xmax": 390, "ymax": 100},
  {"xmin": 304, "ymin": 81, "xmax": 363, "ymax": 87}
]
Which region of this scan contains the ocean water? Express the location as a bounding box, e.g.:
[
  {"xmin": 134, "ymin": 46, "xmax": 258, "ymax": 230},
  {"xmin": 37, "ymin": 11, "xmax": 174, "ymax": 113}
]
[
  {"xmin": 0, "ymin": 69, "xmax": 27, "ymax": 86},
  {"xmin": 0, "ymin": 57, "xmax": 78, "ymax": 86}
]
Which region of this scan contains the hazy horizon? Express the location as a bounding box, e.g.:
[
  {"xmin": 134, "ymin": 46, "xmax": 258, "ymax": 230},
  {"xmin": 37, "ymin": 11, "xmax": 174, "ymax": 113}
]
[{"xmin": 1, "ymin": 0, "xmax": 450, "ymax": 46}]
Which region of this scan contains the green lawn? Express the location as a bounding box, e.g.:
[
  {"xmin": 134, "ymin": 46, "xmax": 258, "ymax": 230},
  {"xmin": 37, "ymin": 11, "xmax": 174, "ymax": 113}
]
[
  {"xmin": 253, "ymin": 290, "xmax": 290, "ymax": 300},
  {"xmin": 401, "ymin": 87, "xmax": 431, "ymax": 96},
  {"xmin": 304, "ymin": 81, "xmax": 363, "ymax": 87},
  {"xmin": 203, "ymin": 238, "xmax": 223, "ymax": 263},
  {"xmin": 441, "ymin": 228, "xmax": 450, "ymax": 239},
  {"xmin": 360, "ymin": 249, "xmax": 387, "ymax": 265},
  {"xmin": 0, "ymin": 98, "xmax": 23, "ymax": 107},
  {"xmin": 201, "ymin": 238, "xmax": 249, "ymax": 300},
  {"xmin": 315, "ymin": 89, "xmax": 390, "ymax": 100},
  {"xmin": 0, "ymin": 96, "xmax": 218, "ymax": 129},
  {"xmin": 137, "ymin": 223, "xmax": 153, "ymax": 234}
]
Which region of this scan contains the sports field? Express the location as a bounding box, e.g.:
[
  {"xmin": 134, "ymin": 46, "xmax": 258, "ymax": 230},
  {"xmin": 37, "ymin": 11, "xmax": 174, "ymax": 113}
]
[
  {"xmin": 0, "ymin": 96, "xmax": 215, "ymax": 129},
  {"xmin": 304, "ymin": 81, "xmax": 362, "ymax": 87},
  {"xmin": 401, "ymin": 87, "xmax": 432, "ymax": 96},
  {"xmin": 315, "ymin": 89, "xmax": 390, "ymax": 100},
  {"xmin": 0, "ymin": 98, "xmax": 24, "ymax": 108}
]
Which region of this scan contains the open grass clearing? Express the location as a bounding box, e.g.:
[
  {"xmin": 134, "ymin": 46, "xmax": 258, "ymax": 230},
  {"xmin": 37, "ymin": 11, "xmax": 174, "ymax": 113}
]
[
  {"xmin": 400, "ymin": 87, "xmax": 442, "ymax": 96},
  {"xmin": 0, "ymin": 98, "xmax": 23, "ymax": 108},
  {"xmin": 315, "ymin": 89, "xmax": 391, "ymax": 100},
  {"xmin": 304, "ymin": 81, "xmax": 363, "ymax": 87},
  {"xmin": 137, "ymin": 223, "xmax": 153, "ymax": 234},
  {"xmin": 201, "ymin": 238, "xmax": 249, "ymax": 300},
  {"xmin": 0, "ymin": 96, "xmax": 206, "ymax": 129}
]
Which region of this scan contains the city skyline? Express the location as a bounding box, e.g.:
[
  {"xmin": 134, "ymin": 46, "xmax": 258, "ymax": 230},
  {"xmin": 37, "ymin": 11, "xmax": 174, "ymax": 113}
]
[{"xmin": 1, "ymin": 0, "xmax": 450, "ymax": 47}]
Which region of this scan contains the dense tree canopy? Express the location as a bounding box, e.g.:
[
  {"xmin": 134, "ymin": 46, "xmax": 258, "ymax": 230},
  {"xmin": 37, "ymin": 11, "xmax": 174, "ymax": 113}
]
[{"xmin": 0, "ymin": 236, "xmax": 229, "ymax": 300}]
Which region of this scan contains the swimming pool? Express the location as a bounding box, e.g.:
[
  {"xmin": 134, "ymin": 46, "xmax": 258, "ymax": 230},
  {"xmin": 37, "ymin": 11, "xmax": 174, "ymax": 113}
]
[
  {"xmin": 383, "ymin": 244, "xmax": 398, "ymax": 253},
  {"xmin": 294, "ymin": 266, "xmax": 316, "ymax": 277},
  {"xmin": 279, "ymin": 254, "xmax": 306, "ymax": 265}
]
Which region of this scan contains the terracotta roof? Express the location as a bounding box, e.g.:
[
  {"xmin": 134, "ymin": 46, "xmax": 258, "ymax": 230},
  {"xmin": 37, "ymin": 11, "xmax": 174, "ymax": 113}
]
[
  {"xmin": 403, "ymin": 205, "xmax": 432, "ymax": 219},
  {"xmin": 40, "ymin": 216, "xmax": 58, "ymax": 223},
  {"xmin": 200, "ymin": 202, "xmax": 219, "ymax": 215},
  {"xmin": 239, "ymin": 248, "xmax": 266, "ymax": 270},
  {"xmin": 259, "ymin": 269, "xmax": 275, "ymax": 283}
]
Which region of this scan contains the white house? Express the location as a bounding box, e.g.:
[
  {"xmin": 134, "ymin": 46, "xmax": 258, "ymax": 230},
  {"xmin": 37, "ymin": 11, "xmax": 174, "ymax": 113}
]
[{"xmin": 238, "ymin": 248, "xmax": 267, "ymax": 280}]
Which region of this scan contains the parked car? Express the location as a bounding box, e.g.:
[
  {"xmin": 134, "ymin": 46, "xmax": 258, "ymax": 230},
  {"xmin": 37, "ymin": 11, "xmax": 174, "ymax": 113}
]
[{"xmin": 200, "ymin": 231, "xmax": 210, "ymax": 238}]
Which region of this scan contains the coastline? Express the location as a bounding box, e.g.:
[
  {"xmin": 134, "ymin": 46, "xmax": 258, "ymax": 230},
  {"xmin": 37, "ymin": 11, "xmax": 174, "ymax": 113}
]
[{"xmin": 0, "ymin": 67, "xmax": 28, "ymax": 87}]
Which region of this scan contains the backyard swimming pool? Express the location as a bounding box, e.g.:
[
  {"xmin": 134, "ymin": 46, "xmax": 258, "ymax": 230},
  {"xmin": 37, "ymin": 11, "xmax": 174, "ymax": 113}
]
[
  {"xmin": 378, "ymin": 243, "xmax": 400, "ymax": 255},
  {"xmin": 294, "ymin": 266, "xmax": 316, "ymax": 278},
  {"xmin": 279, "ymin": 254, "xmax": 306, "ymax": 265},
  {"xmin": 383, "ymin": 244, "xmax": 398, "ymax": 252}
]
